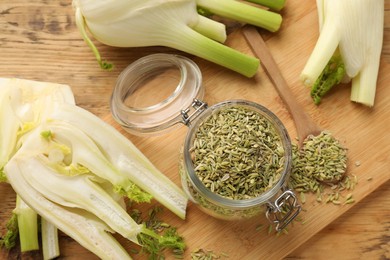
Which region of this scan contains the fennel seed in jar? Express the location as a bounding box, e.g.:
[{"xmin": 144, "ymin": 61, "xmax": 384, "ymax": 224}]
[{"xmin": 190, "ymin": 106, "xmax": 285, "ymax": 200}]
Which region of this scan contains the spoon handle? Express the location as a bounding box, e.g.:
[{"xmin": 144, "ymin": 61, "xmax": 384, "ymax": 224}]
[{"xmin": 242, "ymin": 25, "xmax": 321, "ymax": 144}]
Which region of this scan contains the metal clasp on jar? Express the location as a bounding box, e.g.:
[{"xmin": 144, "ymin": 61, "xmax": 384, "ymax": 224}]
[
  {"xmin": 181, "ymin": 99, "xmax": 208, "ymax": 126},
  {"xmin": 265, "ymin": 189, "xmax": 301, "ymax": 232}
]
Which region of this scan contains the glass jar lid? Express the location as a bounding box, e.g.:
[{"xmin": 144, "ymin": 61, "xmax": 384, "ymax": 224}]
[{"xmin": 110, "ymin": 54, "xmax": 204, "ymax": 135}]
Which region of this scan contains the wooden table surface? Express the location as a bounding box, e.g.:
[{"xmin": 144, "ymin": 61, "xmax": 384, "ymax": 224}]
[{"xmin": 1, "ymin": 1, "xmax": 389, "ymax": 259}]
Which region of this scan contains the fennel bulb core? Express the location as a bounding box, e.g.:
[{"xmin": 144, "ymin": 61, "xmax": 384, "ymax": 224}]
[{"xmin": 47, "ymin": 148, "xmax": 65, "ymax": 163}]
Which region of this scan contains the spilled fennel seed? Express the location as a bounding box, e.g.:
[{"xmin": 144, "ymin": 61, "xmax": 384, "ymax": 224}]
[
  {"xmin": 254, "ymin": 131, "xmax": 352, "ymax": 233},
  {"xmin": 289, "ymin": 131, "xmax": 357, "ymax": 206},
  {"xmin": 191, "ymin": 248, "xmax": 229, "ymax": 259}
]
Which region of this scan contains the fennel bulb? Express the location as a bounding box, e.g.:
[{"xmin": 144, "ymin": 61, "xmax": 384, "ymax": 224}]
[
  {"xmin": 5, "ymin": 158, "xmax": 134, "ymax": 259},
  {"xmin": 15, "ymin": 156, "xmax": 143, "ymax": 242},
  {"xmin": 300, "ymin": 0, "xmax": 384, "ymax": 107},
  {"xmin": 1, "ymin": 78, "xmax": 188, "ymax": 259},
  {"xmin": 50, "ymin": 103, "xmax": 188, "ymax": 219},
  {"xmin": 0, "ymin": 78, "xmax": 74, "ymax": 172},
  {"xmin": 13, "ymin": 123, "xmax": 143, "ymax": 241},
  {"xmin": 5, "ymin": 120, "xmax": 185, "ymax": 259},
  {"xmin": 73, "ymin": 0, "xmax": 262, "ymax": 77},
  {"xmin": 0, "ymin": 78, "xmax": 75, "ymax": 255}
]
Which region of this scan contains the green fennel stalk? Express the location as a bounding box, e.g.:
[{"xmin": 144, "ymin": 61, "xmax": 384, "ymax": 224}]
[
  {"xmin": 244, "ymin": 0, "xmax": 286, "ymax": 11},
  {"xmin": 196, "ymin": 0, "xmax": 282, "ymax": 32},
  {"xmin": 14, "ymin": 196, "xmax": 39, "ymax": 252}
]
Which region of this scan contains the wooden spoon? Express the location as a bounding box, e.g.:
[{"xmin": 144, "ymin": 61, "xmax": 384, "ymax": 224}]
[
  {"xmin": 242, "ymin": 25, "xmax": 322, "ymax": 147},
  {"xmin": 242, "ymin": 25, "xmax": 348, "ymax": 184}
]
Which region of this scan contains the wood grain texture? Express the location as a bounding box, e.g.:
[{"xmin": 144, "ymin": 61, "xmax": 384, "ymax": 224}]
[
  {"xmin": 242, "ymin": 25, "xmax": 322, "ymax": 147},
  {"xmin": 0, "ymin": 0, "xmax": 389, "ymax": 259}
]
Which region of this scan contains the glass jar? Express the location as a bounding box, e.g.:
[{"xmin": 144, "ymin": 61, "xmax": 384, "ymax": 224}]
[
  {"xmin": 111, "ymin": 54, "xmax": 301, "ymax": 231},
  {"xmin": 110, "ymin": 53, "xmax": 204, "ymax": 135}
]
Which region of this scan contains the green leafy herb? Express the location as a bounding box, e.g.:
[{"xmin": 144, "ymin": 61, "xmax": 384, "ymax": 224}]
[
  {"xmin": 0, "ymin": 214, "xmax": 18, "ymax": 250},
  {"xmin": 131, "ymin": 207, "xmax": 186, "ymax": 260},
  {"xmin": 310, "ymin": 54, "xmax": 345, "ymax": 105}
]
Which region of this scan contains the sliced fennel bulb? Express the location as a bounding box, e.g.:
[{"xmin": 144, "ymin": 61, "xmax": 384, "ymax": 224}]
[
  {"xmin": 73, "ymin": 0, "xmax": 260, "ymax": 77},
  {"xmin": 50, "ymin": 103, "xmax": 188, "ymax": 220},
  {"xmin": 344, "ymin": 1, "xmax": 384, "ymax": 106},
  {"xmin": 40, "ymin": 120, "xmax": 152, "ymax": 203},
  {"xmin": 300, "ymin": 0, "xmax": 384, "ymax": 107},
  {"xmin": 16, "ymin": 156, "xmax": 142, "ymax": 242},
  {"xmin": 0, "ymin": 78, "xmax": 76, "ymax": 255},
  {"xmin": 1, "ymin": 78, "xmax": 188, "ymax": 258},
  {"xmin": 6, "ymin": 120, "xmax": 186, "ymax": 259},
  {"xmin": 5, "ymin": 158, "xmax": 133, "ymax": 259},
  {"xmin": 0, "ymin": 78, "xmax": 75, "ymax": 170}
]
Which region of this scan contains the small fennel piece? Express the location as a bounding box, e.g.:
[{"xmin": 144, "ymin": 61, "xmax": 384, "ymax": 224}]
[
  {"xmin": 73, "ymin": 0, "xmax": 260, "ymax": 77},
  {"xmin": 196, "ymin": 0, "xmax": 283, "ymax": 32},
  {"xmin": 300, "ymin": 0, "xmax": 384, "ymax": 107},
  {"xmin": 13, "ymin": 196, "xmax": 39, "ymax": 252},
  {"xmin": 41, "ymin": 218, "xmax": 60, "ymax": 260}
]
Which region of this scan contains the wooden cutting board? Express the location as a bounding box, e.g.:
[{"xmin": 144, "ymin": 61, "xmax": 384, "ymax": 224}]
[{"xmin": 0, "ymin": 0, "xmax": 389, "ymax": 259}]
